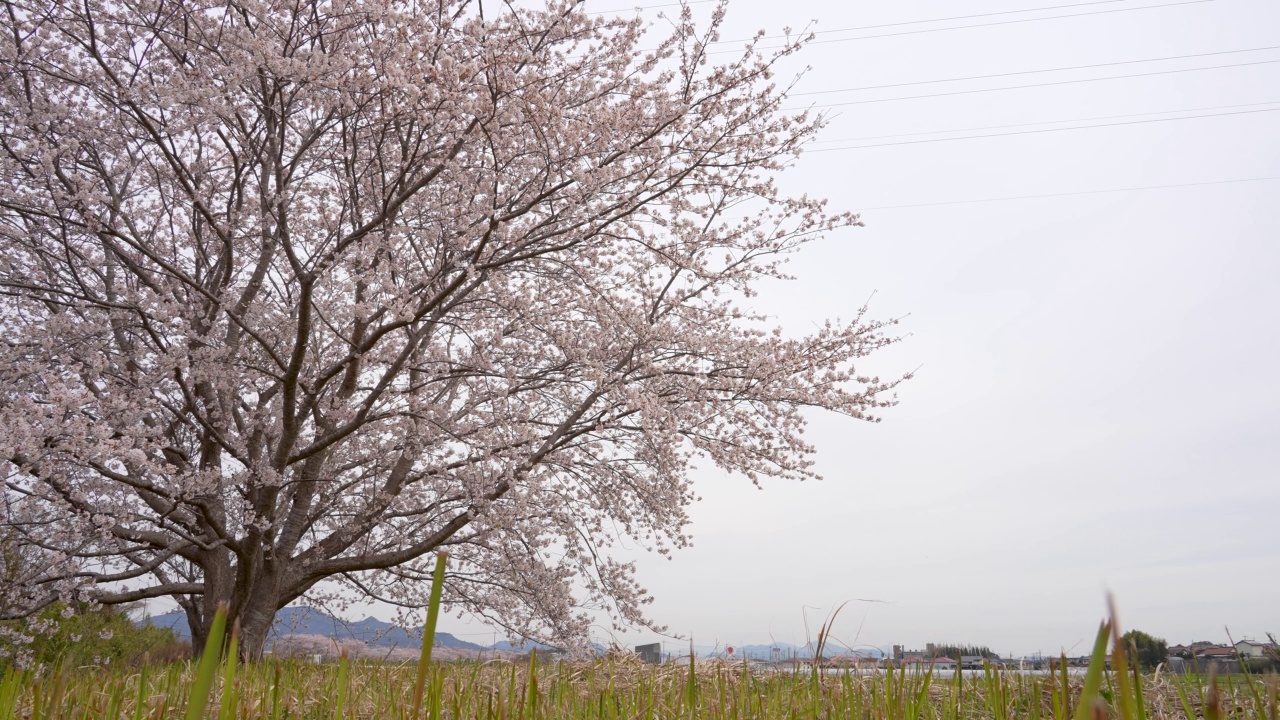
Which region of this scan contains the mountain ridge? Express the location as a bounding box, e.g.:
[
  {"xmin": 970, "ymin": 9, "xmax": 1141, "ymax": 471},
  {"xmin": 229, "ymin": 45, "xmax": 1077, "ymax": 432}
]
[
  {"xmin": 141, "ymin": 607, "xmax": 885, "ymax": 657},
  {"xmin": 142, "ymin": 607, "xmax": 518, "ymax": 651}
]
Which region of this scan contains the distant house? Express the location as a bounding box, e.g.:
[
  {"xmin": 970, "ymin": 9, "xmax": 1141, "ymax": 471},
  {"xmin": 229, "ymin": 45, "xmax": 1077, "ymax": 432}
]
[
  {"xmin": 932, "ymin": 657, "xmax": 957, "ymax": 670},
  {"xmin": 960, "ymin": 655, "xmax": 986, "ymax": 670},
  {"xmin": 892, "ymin": 656, "xmax": 949, "ymax": 672},
  {"xmin": 828, "ymin": 654, "xmax": 868, "ymax": 667},
  {"xmin": 1234, "ymin": 641, "xmax": 1276, "ymax": 659},
  {"xmin": 1194, "ymin": 646, "xmax": 1236, "ymax": 661},
  {"xmin": 829, "ymin": 651, "xmax": 880, "ymax": 667}
]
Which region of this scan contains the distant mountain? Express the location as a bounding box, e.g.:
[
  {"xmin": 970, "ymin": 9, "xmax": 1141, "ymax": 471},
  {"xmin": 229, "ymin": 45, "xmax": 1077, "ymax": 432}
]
[
  {"xmin": 142, "ymin": 607, "xmax": 486, "ymax": 651},
  {"xmin": 490, "ymin": 639, "xmax": 556, "ymax": 652},
  {"xmin": 141, "ymin": 609, "xmax": 882, "ymax": 658}
]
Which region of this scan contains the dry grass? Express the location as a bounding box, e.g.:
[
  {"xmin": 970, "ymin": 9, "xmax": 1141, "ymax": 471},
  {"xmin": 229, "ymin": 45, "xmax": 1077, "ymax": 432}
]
[
  {"xmin": 2, "ymin": 560, "xmax": 1274, "ymax": 720},
  {"xmin": 0, "ymin": 639, "xmax": 1275, "ymax": 720}
]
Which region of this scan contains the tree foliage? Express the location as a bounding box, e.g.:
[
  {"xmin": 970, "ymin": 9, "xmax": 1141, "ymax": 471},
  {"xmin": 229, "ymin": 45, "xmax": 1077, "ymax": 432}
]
[
  {"xmin": 1121, "ymin": 629, "xmax": 1168, "ymax": 671},
  {"xmin": 0, "ymin": 0, "xmax": 902, "ymax": 658},
  {"xmin": 0, "ymin": 604, "xmax": 184, "ymax": 669},
  {"xmin": 928, "ymin": 644, "xmax": 996, "ymax": 659}
]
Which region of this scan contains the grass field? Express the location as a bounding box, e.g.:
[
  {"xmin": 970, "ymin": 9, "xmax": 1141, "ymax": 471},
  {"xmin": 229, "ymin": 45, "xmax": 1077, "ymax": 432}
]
[
  {"xmin": 2, "ymin": 558, "xmax": 1274, "ymax": 720},
  {"xmin": 2, "ymin": 642, "xmax": 1276, "ymax": 720}
]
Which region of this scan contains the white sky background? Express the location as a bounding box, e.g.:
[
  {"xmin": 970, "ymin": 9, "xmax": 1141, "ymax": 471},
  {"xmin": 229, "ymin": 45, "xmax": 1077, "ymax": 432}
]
[
  {"xmin": 251, "ymin": 0, "xmax": 1280, "ymax": 656},
  {"xmin": 427, "ymin": 0, "xmax": 1280, "ymax": 657},
  {"xmin": 118, "ymin": 0, "xmax": 1278, "ymax": 657}
]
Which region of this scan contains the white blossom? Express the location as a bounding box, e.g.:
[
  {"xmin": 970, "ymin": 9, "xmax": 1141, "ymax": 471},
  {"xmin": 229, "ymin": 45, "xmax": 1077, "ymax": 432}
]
[{"xmin": 0, "ymin": 0, "xmax": 904, "ymax": 659}]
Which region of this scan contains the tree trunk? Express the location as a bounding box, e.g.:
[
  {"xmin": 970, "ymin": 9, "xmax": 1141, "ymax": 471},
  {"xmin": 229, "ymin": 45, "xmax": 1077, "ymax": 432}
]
[
  {"xmin": 229, "ymin": 560, "xmax": 285, "ymax": 662},
  {"xmin": 186, "ymin": 544, "xmax": 274, "ymax": 660},
  {"xmin": 184, "ymin": 600, "xmax": 209, "ymax": 659},
  {"xmin": 186, "ymin": 594, "xmax": 279, "ymax": 662},
  {"xmin": 237, "ymin": 596, "xmax": 279, "ymax": 662}
]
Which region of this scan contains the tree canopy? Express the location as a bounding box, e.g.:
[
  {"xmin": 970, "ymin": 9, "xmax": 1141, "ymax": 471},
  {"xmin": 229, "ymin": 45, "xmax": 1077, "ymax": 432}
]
[
  {"xmin": 0, "ymin": 0, "xmax": 902, "ymax": 658},
  {"xmin": 927, "ymin": 644, "xmax": 996, "ymax": 660},
  {"xmin": 0, "ymin": 603, "xmax": 184, "ymax": 669},
  {"xmin": 1121, "ymin": 630, "xmax": 1168, "ymax": 671}
]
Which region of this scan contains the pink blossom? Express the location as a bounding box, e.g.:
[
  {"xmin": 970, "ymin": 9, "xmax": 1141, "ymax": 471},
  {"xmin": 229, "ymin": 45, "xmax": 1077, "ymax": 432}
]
[{"xmin": 0, "ymin": 0, "xmax": 904, "ymax": 659}]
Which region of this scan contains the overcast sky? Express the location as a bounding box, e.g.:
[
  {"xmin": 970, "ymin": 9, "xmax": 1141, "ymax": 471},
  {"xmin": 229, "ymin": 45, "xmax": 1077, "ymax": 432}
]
[
  {"xmin": 426, "ymin": 0, "xmax": 1280, "ymax": 657},
  {"xmin": 230, "ymin": 0, "xmax": 1280, "ymax": 656}
]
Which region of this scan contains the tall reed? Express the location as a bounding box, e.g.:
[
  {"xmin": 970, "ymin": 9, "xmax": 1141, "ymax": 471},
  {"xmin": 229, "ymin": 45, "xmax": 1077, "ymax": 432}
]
[{"xmin": 0, "ymin": 595, "xmax": 1272, "ymax": 720}]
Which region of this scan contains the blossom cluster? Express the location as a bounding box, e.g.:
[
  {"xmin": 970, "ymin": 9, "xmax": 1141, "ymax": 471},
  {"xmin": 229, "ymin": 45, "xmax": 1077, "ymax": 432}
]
[{"xmin": 0, "ymin": 0, "xmax": 904, "ymax": 656}]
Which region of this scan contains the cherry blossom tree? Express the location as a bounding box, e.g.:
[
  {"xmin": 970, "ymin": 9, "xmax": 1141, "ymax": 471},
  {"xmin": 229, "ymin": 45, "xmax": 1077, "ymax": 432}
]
[{"xmin": 0, "ymin": 0, "xmax": 903, "ymax": 660}]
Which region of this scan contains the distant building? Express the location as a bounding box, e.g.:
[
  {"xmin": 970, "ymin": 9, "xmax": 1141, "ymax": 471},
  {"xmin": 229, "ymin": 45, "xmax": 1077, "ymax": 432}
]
[
  {"xmin": 635, "ymin": 643, "xmax": 662, "ymax": 664},
  {"xmin": 829, "ymin": 653, "xmax": 879, "ymax": 668},
  {"xmin": 892, "ymin": 645, "xmax": 927, "ymax": 661},
  {"xmin": 1194, "ymin": 646, "xmax": 1236, "ymax": 661},
  {"xmin": 1170, "ymin": 641, "xmax": 1222, "ymax": 660},
  {"xmin": 1233, "ymin": 641, "xmax": 1276, "ymax": 659}
]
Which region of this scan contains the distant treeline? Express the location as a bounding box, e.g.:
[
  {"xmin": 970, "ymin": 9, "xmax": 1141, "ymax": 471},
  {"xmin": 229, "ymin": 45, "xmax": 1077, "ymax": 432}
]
[{"xmin": 928, "ymin": 645, "xmax": 996, "ymax": 659}]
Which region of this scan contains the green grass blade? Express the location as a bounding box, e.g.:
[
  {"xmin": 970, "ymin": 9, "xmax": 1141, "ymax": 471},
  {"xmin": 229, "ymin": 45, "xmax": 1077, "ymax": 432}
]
[
  {"xmin": 1109, "ymin": 610, "xmax": 1137, "ymax": 720},
  {"xmin": 526, "ymin": 651, "xmax": 539, "ymax": 720},
  {"xmin": 1129, "ymin": 642, "xmax": 1147, "ymax": 720},
  {"xmin": 686, "ymin": 639, "xmax": 697, "ymax": 716},
  {"xmin": 218, "ymin": 622, "xmax": 240, "ymax": 720},
  {"xmin": 1173, "ymin": 673, "xmax": 1198, "ymax": 720},
  {"xmin": 269, "ymin": 663, "xmax": 282, "ymax": 720},
  {"xmin": 1265, "ymin": 675, "xmax": 1277, "ymax": 720},
  {"xmin": 334, "ymin": 651, "xmax": 348, "ymax": 720},
  {"xmin": 185, "ymin": 604, "xmax": 228, "ymax": 720},
  {"xmin": 0, "ymin": 668, "xmax": 21, "ymax": 720},
  {"xmin": 412, "ymin": 552, "xmax": 449, "ymax": 720},
  {"xmin": 131, "ymin": 664, "xmax": 150, "ymax": 720},
  {"xmin": 1072, "ymin": 621, "xmax": 1112, "ymax": 720}
]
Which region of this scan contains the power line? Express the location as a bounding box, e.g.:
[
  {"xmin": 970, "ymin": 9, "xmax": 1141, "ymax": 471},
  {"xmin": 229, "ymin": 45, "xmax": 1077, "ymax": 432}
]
[
  {"xmin": 793, "ymin": 59, "xmax": 1280, "ymax": 110},
  {"xmin": 808, "ymin": 107, "xmax": 1280, "ymax": 151},
  {"xmin": 791, "ymin": 46, "xmax": 1280, "ymax": 97},
  {"xmin": 808, "ymin": 100, "xmax": 1280, "ymax": 144},
  {"xmin": 715, "ymin": 0, "xmax": 1132, "ymax": 44},
  {"xmin": 854, "ymin": 176, "xmax": 1280, "ymax": 211},
  {"xmin": 711, "ymin": 0, "xmax": 1214, "ymax": 54}
]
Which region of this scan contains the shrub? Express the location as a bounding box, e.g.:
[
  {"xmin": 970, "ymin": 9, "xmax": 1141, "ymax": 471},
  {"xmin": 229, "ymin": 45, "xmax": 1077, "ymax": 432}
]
[
  {"xmin": 1120, "ymin": 629, "xmax": 1167, "ymax": 671},
  {"xmin": 0, "ymin": 603, "xmax": 186, "ymax": 668}
]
